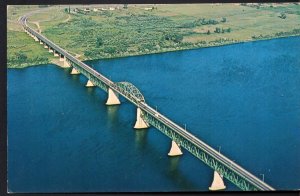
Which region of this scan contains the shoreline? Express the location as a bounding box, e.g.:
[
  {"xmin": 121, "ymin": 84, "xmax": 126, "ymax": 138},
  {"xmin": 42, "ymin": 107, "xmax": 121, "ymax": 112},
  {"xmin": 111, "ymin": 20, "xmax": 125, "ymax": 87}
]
[
  {"xmin": 8, "ymin": 34, "xmax": 300, "ymax": 69},
  {"xmin": 85, "ymin": 34, "xmax": 300, "ymax": 62}
]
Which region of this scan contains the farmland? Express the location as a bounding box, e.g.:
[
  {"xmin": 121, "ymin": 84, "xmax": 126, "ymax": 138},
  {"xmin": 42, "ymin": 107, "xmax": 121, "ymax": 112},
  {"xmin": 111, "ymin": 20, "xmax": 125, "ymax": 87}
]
[{"xmin": 7, "ymin": 3, "xmax": 300, "ymax": 68}]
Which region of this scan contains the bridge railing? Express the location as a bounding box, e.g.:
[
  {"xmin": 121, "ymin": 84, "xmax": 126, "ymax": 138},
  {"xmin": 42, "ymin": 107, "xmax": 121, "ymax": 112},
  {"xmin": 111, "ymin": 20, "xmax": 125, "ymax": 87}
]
[
  {"xmin": 22, "ymin": 17, "xmax": 113, "ymax": 88},
  {"xmin": 20, "ymin": 15, "xmax": 275, "ymax": 191},
  {"xmin": 139, "ymin": 102, "xmax": 274, "ymax": 190}
]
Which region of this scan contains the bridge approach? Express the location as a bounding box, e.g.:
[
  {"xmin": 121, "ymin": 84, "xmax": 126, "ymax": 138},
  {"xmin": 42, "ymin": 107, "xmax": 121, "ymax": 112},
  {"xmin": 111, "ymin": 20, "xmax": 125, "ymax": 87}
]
[{"xmin": 19, "ymin": 15, "xmax": 275, "ymax": 191}]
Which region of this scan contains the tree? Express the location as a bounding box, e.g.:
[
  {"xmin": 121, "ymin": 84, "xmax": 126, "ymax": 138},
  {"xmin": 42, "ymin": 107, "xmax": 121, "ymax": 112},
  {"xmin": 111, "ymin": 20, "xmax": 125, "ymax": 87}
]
[
  {"xmin": 164, "ymin": 33, "xmax": 183, "ymax": 43},
  {"xmin": 104, "ymin": 46, "xmax": 117, "ymax": 54},
  {"xmin": 207, "ymin": 30, "xmax": 210, "ymax": 35},
  {"xmin": 96, "ymin": 37, "xmax": 103, "ymax": 47},
  {"xmin": 84, "ymin": 50, "xmax": 92, "ymax": 57},
  {"xmin": 174, "ymin": 34, "xmax": 183, "ymax": 43},
  {"xmin": 16, "ymin": 52, "xmax": 27, "ymax": 62},
  {"xmin": 221, "ymin": 17, "xmax": 226, "ymax": 23},
  {"xmin": 279, "ymin": 13, "xmax": 286, "ymax": 19},
  {"xmin": 214, "ymin": 27, "xmax": 221, "ymax": 33},
  {"xmin": 123, "ymin": 4, "xmax": 128, "ymax": 9}
]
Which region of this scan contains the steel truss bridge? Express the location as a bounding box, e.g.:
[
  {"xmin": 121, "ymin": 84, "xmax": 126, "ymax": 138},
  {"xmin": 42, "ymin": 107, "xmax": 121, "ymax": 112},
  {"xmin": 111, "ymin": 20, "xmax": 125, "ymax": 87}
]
[{"xmin": 19, "ymin": 14, "xmax": 275, "ymax": 191}]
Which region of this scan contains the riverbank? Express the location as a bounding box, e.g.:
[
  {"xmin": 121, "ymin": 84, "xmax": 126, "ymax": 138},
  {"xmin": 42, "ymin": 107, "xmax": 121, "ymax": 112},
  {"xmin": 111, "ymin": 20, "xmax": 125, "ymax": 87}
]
[
  {"xmin": 8, "ymin": 33, "xmax": 300, "ymax": 69},
  {"xmin": 7, "ymin": 4, "xmax": 300, "ymax": 68},
  {"xmin": 8, "ymin": 35, "xmax": 300, "ymax": 191},
  {"xmin": 82, "ymin": 32, "xmax": 300, "ymax": 61}
]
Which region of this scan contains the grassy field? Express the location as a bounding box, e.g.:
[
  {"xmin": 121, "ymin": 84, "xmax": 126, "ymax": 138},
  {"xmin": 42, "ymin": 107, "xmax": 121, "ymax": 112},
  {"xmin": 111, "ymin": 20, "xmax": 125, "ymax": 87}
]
[
  {"xmin": 7, "ymin": 5, "xmax": 57, "ymax": 68},
  {"xmin": 7, "ymin": 3, "xmax": 300, "ymax": 68}
]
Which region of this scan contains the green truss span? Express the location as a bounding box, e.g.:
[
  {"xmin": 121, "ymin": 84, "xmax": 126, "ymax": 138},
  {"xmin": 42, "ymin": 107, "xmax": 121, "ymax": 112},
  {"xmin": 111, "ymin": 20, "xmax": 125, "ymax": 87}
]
[{"xmin": 20, "ymin": 15, "xmax": 275, "ymax": 191}]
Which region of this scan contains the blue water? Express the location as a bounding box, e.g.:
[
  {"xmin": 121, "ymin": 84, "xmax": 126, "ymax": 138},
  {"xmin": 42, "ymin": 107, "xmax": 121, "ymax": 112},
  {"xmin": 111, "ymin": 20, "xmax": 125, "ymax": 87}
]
[{"xmin": 8, "ymin": 36, "xmax": 300, "ymax": 192}]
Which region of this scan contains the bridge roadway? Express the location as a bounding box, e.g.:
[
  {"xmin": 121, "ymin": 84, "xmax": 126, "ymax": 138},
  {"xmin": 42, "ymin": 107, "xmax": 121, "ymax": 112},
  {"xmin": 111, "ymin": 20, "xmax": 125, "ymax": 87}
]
[
  {"xmin": 140, "ymin": 102, "xmax": 274, "ymax": 190},
  {"xmin": 20, "ymin": 15, "xmax": 274, "ymax": 191}
]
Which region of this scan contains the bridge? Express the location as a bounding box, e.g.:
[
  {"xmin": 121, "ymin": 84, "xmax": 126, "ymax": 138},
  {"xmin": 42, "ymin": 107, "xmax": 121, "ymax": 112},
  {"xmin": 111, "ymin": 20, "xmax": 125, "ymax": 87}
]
[{"xmin": 19, "ymin": 14, "xmax": 275, "ymax": 191}]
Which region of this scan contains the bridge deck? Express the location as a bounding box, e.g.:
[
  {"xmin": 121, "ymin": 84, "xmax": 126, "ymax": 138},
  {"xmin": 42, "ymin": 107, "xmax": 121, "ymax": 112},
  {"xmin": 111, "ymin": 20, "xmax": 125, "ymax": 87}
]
[{"xmin": 20, "ymin": 15, "xmax": 275, "ymax": 191}]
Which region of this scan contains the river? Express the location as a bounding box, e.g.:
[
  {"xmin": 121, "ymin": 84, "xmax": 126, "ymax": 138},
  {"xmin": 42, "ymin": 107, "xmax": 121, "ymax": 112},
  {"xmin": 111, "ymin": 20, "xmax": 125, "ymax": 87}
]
[{"xmin": 8, "ymin": 36, "xmax": 300, "ymax": 192}]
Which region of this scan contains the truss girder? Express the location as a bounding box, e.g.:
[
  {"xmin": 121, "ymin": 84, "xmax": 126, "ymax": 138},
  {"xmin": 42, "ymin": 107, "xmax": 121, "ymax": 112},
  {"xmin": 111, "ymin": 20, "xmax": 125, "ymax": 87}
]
[
  {"xmin": 113, "ymin": 82, "xmax": 145, "ymax": 104},
  {"xmin": 70, "ymin": 61, "xmax": 108, "ymax": 92},
  {"xmin": 142, "ymin": 111, "xmax": 260, "ymax": 191}
]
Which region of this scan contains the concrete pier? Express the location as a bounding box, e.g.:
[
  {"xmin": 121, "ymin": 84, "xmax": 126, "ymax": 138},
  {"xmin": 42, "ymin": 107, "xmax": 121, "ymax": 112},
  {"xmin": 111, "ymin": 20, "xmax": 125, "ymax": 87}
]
[
  {"xmin": 20, "ymin": 17, "xmax": 276, "ymax": 190},
  {"xmin": 59, "ymin": 55, "xmax": 64, "ymax": 61},
  {"xmin": 106, "ymin": 88, "xmax": 121, "ymax": 105},
  {"xmin": 168, "ymin": 140, "xmax": 183, "ymax": 156},
  {"xmin": 34, "ymin": 36, "xmax": 39, "ymax": 41},
  {"xmin": 49, "ymin": 48, "xmax": 53, "ymax": 53},
  {"xmin": 134, "ymin": 107, "xmax": 149, "ymax": 129},
  {"xmin": 63, "ymin": 57, "xmax": 71, "ymax": 68},
  {"xmin": 39, "ymin": 40, "xmax": 43, "ymax": 45},
  {"xmin": 85, "ymin": 80, "xmax": 95, "ymax": 87},
  {"xmin": 70, "ymin": 67, "xmax": 80, "ymax": 75},
  {"xmin": 54, "ymin": 51, "xmax": 59, "ymax": 57},
  {"xmin": 209, "ymin": 171, "xmax": 226, "ymax": 191}
]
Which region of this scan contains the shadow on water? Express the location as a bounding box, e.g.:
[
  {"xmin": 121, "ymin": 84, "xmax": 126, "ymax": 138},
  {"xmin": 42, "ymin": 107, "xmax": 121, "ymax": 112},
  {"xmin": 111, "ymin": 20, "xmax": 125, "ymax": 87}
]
[
  {"xmin": 134, "ymin": 129, "xmax": 201, "ymax": 191},
  {"xmin": 56, "ymin": 63, "xmax": 229, "ymax": 191},
  {"xmin": 58, "ymin": 65, "xmax": 211, "ymax": 191},
  {"xmin": 168, "ymin": 156, "xmax": 180, "ymax": 172},
  {"xmin": 134, "ymin": 129, "xmax": 148, "ymax": 150},
  {"xmin": 106, "ymin": 105, "xmax": 120, "ymax": 126},
  {"xmin": 103, "ymin": 103, "xmax": 201, "ymax": 190},
  {"xmin": 70, "ymin": 74, "xmax": 80, "ymax": 82},
  {"xmin": 62, "ymin": 67, "xmax": 72, "ymax": 74},
  {"xmin": 165, "ymin": 156, "xmax": 202, "ymax": 190},
  {"xmin": 85, "ymin": 86, "xmax": 95, "ymax": 95}
]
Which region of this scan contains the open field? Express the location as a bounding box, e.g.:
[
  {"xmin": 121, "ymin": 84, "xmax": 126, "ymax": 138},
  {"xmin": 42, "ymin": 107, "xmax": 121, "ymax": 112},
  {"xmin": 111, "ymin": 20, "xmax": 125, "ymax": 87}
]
[{"xmin": 7, "ymin": 3, "xmax": 300, "ymax": 68}]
